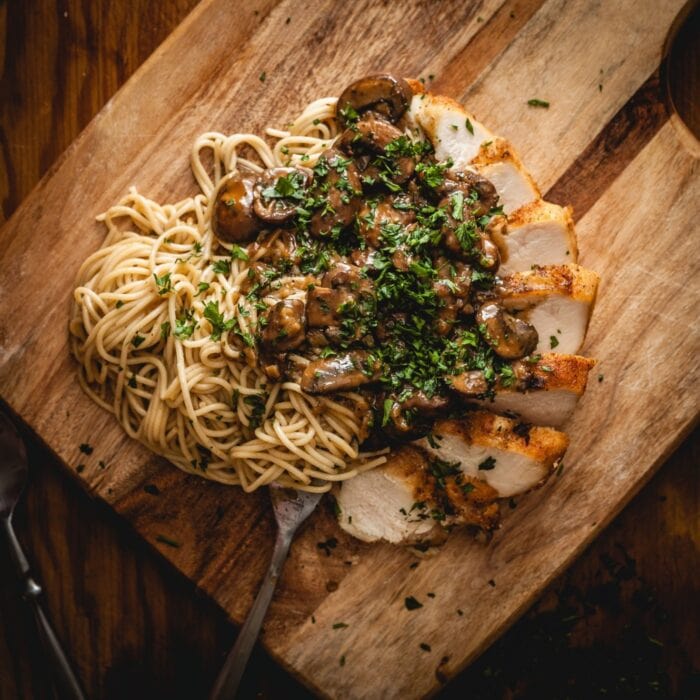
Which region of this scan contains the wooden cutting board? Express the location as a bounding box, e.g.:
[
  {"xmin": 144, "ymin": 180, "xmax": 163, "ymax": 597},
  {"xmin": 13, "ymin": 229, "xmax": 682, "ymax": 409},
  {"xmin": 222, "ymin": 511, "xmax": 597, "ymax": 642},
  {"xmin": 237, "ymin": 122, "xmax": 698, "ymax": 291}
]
[{"xmin": 1, "ymin": 0, "xmax": 698, "ymax": 697}]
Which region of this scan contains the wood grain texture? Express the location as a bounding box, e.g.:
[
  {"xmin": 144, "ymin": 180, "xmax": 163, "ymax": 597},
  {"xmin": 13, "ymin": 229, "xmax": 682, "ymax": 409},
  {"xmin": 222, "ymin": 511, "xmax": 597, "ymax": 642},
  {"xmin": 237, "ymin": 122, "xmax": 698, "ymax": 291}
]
[{"xmin": 0, "ymin": 0, "xmax": 698, "ymax": 697}]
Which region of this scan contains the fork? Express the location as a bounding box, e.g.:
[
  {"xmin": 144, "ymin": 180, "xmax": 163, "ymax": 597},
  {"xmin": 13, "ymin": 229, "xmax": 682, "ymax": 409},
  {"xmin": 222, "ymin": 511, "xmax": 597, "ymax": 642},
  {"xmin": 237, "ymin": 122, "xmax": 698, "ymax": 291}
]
[
  {"xmin": 0, "ymin": 410, "xmax": 86, "ymax": 699},
  {"xmin": 209, "ymin": 484, "xmax": 323, "ymax": 698}
]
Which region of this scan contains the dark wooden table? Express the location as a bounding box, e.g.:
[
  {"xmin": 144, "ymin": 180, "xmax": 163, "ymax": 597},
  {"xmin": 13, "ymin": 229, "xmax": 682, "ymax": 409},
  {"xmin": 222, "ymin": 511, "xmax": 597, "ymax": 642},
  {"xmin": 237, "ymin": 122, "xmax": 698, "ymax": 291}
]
[{"xmin": 1, "ymin": 2, "xmax": 698, "ymax": 698}]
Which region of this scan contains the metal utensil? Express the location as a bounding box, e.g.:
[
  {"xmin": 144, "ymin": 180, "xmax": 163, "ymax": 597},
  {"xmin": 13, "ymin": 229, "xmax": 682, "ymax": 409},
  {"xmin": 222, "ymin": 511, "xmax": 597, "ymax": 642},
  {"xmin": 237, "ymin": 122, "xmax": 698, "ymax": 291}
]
[
  {"xmin": 210, "ymin": 484, "xmax": 323, "ymax": 699},
  {"xmin": 0, "ymin": 411, "xmax": 86, "ymax": 700}
]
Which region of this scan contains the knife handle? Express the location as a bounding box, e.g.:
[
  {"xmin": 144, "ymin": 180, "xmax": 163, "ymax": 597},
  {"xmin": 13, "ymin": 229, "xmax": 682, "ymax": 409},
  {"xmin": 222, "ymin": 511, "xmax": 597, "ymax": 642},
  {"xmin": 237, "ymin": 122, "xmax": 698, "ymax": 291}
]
[{"xmin": 2, "ymin": 517, "xmax": 86, "ymax": 700}]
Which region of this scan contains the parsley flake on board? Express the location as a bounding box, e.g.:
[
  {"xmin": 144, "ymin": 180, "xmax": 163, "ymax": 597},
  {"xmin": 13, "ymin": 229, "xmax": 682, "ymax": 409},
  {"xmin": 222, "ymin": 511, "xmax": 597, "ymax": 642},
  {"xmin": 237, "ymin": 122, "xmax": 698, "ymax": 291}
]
[
  {"xmin": 405, "ymin": 596, "xmax": 423, "ymax": 611},
  {"xmin": 527, "ymin": 98, "xmax": 550, "ymax": 108},
  {"xmin": 155, "ymin": 534, "xmax": 181, "ymax": 548}
]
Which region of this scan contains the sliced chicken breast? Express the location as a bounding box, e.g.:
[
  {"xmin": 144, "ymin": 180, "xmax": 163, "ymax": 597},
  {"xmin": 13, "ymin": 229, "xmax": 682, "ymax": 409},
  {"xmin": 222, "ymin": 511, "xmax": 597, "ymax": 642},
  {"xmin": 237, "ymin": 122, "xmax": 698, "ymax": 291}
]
[
  {"xmin": 498, "ymin": 200, "xmax": 578, "ymax": 275},
  {"xmin": 470, "ymin": 354, "xmax": 596, "ymax": 427},
  {"xmin": 337, "ymin": 412, "xmax": 568, "ymax": 544},
  {"xmin": 498, "ymin": 264, "xmax": 600, "ymax": 355},
  {"xmin": 406, "ymin": 91, "xmax": 538, "ymax": 213},
  {"xmin": 335, "ymin": 446, "xmax": 444, "ymax": 545},
  {"xmin": 416, "ymin": 413, "xmax": 568, "ymax": 498},
  {"xmin": 407, "ymin": 92, "xmax": 495, "ymax": 169},
  {"xmin": 469, "ymin": 138, "xmax": 541, "ymax": 214}
]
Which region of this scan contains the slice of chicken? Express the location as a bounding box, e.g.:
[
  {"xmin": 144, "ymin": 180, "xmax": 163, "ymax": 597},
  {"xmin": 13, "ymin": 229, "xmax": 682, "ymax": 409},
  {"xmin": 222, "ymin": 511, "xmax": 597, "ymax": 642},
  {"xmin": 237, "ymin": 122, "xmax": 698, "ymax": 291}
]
[
  {"xmin": 498, "ymin": 200, "xmax": 578, "ymax": 275},
  {"xmin": 407, "ymin": 93, "xmax": 495, "ymax": 169},
  {"xmin": 416, "ymin": 413, "xmax": 568, "ymax": 498},
  {"xmin": 406, "ymin": 91, "xmax": 539, "ymax": 214},
  {"xmin": 498, "ymin": 264, "xmax": 600, "ymax": 355},
  {"xmin": 336, "ymin": 411, "xmax": 566, "ymax": 543},
  {"xmin": 470, "ymin": 353, "xmax": 596, "ymax": 427},
  {"xmin": 335, "ymin": 446, "xmax": 445, "ymax": 545},
  {"xmin": 469, "ymin": 138, "xmax": 540, "ymax": 214}
]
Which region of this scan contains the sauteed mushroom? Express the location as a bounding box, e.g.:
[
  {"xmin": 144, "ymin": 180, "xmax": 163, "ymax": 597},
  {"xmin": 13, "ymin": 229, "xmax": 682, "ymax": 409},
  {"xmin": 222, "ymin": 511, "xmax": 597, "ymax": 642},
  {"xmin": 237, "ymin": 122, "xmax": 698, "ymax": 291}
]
[
  {"xmin": 260, "ymin": 299, "xmax": 306, "ymax": 353},
  {"xmin": 440, "ymin": 170, "xmax": 499, "ymax": 217},
  {"xmin": 383, "ymin": 391, "xmax": 450, "ymax": 439},
  {"xmin": 310, "ymin": 148, "xmax": 362, "ymax": 236},
  {"xmin": 253, "ymin": 167, "xmax": 312, "ymax": 223},
  {"xmin": 340, "ymin": 113, "xmax": 416, "ymax": 185},
  {"xmin": 449, "ymin": 370, "xmax": 489, "ymax": 396},
  {"xmin": 358, "ymin": 196, "xmax": 416, "ymax": 248},
  {"xmin": 478, "ymin": 232, "xmax": 501, "ymax": 271},
  {"xmin": 337, "ymin": 74, "xmax": 412, "ymax": 125},
  {"xmin": 340, "ymin": 113, "xmax": 403, "ymax": 153},
  {"xmin": 212, "ymin": 173, "xmax": 260, "ymax": 243},
  {"xmin": 476, "ymin": 302, "xmax": 538, "ymax": 359},
  {"xmin": 301, "ymin": 351, "xmax": 380, "ymax": 394}
]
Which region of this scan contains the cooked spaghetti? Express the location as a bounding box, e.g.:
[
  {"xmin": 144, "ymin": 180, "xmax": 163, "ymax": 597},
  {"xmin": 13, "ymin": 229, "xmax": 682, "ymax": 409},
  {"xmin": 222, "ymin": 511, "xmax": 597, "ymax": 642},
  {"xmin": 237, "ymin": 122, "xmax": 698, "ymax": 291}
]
[{"xmin": 70, "ymin": 97, "xmax": 388, "ymax": 492}]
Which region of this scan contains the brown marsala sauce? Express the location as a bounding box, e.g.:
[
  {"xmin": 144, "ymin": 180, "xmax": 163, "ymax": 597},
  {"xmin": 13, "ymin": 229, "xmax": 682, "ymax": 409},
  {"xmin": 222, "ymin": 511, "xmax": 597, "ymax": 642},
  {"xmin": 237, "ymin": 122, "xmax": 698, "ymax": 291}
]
[{"xmin": 212, "ymin": 74, "xmax": 539, "ymax": 445}]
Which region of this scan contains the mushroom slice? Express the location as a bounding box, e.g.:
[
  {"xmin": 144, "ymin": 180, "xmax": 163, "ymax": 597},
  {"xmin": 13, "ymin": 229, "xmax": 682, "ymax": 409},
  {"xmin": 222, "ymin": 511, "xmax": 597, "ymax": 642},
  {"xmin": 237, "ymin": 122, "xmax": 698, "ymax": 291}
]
[
  {"xmin": 335, "ymin": 446, "xmax": 446, "ymax": 545},
  {"xmin": 469, "ymin": 139, "xmax": 540, "ymax": 214},
  {"xmin": 471, "ymin": 353, "xmax": 596, "ymax": 427},
  {"xmin": 253, "ymin": 167, "xmax": 312, "ymax": 223},
  {"xmin": 260, "ymin": 299, "xmax": 306, "ymax": 355},
  {"xmin": 300, "ymin": 351, "xmax": 380, "ymax": 394},
  {"xmin": 498, "ymin": 200, "xmax": 579, "ymax": 275},
  {"xmin": 306, "ymin": 286, "xmax": 350, "ymax": 327},
  {"xmin": 337, "ymin": 74, "xmax": 413, "ymax": 125},
  {"xmin": 476, "ymin": 302, "xmax": 539, "ymax": 360},
  {"xmin": 415, "ymin": 412, "xmax": 568, "ymax": 498},
  {"xmin": 383, "ymin": 391, "xmax": 451, "ymax": 440},
  {"xmin": 212, "ymin": 173, "xmax": 260, "ymax": 243},
  {"xmin": 498, "ymin": 264, "xmax": 600, "ymax": 355}
]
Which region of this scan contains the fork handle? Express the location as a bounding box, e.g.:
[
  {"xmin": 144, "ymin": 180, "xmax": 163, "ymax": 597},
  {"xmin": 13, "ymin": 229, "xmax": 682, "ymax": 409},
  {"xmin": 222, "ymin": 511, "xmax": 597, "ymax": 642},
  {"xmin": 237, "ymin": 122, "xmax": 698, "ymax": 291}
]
[
  {"xmin": 2, "ymin": 517, "xmax": 86, "ymax": 700},
  {"xmin": 210, "ymin": 529, "xmax": 292, "ymax": 699}
]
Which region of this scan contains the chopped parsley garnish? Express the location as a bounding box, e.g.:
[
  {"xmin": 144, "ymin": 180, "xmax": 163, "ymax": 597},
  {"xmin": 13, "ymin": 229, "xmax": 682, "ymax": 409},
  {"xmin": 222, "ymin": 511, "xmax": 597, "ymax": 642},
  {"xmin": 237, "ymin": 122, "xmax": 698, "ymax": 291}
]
[
  {"xmin": 153, "ymin": 272, "xmax": 172, "ymax": 295},
  {"xmin": 429, "ymin": 458, "xmax": 461, "ymax": 488},
  {"xmin": 155, "ymin": 534, "xmax": 181, "ymax": 548},
  {"xmin": 229, "ymin": 244, "xmax": 249, "ymax": 261},
  {"xmin": 203, "ymin": 301, "xmax": 235, "ymax": 341},
  {"xmin": 243, "ymin": 393, "xmax": 267, "ymax": 429},
  {"xmin": 527, "ymin": 98, "xmax": 550, "ymax": 108},
  {"xmin": 212, "ymin": 258, "xmax": 231, "ymax": 275},
  {"xmin": 465, "ymin": 117, "xmax": 474, "ymax": 134},
  {"xmin": 173, "ymin": 309, "xmax": 196, "ymax": 340},
  {"xmin": 478, "ymin": 456, "xmax": 497, "ymax": 471},
  {"xmin": 405, "ymin": 596, "xmax": 424, "ymax": 610},
  {"xmin": 317, "ymin": 537, "xmax": 338, "ymax": 556},
  {"xmin": 549, "ymin": 335, "xmax": 559, "ymax": 349}
]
